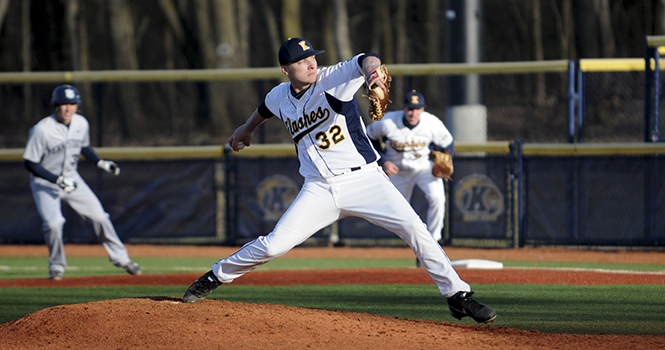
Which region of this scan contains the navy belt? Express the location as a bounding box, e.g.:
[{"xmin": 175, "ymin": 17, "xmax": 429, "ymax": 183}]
[{"xmin": 338, "ymin": 162, "xmax": 374, "ymax": 176}]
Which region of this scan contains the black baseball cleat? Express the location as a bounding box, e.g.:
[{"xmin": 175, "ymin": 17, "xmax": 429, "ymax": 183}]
[
  {"xmin": 447, "ymin": 291, "xmax": 497, "ymax": 324},
  {"xmin": 182, "ymin": 270, "xmax": 222, "ymax": 303}
]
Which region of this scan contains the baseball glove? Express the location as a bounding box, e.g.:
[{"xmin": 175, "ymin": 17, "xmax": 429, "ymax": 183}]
[
  {"xmin": 429, "ymin": 150, "xmax": 454, "ymax": 180},
  {"xmin": 365, "ymin": 64, "xmax": 392, "ymax": 121}
]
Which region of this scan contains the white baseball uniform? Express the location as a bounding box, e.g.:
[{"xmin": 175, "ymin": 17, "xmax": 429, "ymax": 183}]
[
  {"xmin": 366, "ymin": 110, "xmax": 453, "ymax": 241},
  {"xmin": 23, "ymin": 113, "xmax": 133, "ymax": 275},
  {"xmin": 212, "ymin": 54, "xmax": 470, "ymax": 297}
]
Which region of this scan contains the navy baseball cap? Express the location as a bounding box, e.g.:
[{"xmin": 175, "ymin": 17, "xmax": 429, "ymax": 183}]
[
  {"xmin": 404, "ymin": 90, "xmax": 426, "ymax": 108},
  {"xmin": 278, "ymin": 37, "xmax": 325, "ymax": 66}
]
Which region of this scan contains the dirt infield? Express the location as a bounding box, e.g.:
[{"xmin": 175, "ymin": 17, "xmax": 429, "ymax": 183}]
[{"xmin": 1, "ymin": 245, "xmax": 665, "ymax": 349}]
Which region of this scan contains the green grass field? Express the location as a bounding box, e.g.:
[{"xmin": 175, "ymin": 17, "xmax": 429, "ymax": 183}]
[{"xmin": 1, "ymin": 256, "xmax": 664, "ymax": 335}]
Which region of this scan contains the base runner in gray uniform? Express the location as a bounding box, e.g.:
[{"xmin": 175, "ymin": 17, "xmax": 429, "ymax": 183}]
[
  {"xmin": 183, "ymin": 38, "xmax": 496, "ymax": 324},
  {"xmin": 23, "ymin": 85, "xmax": 141, "ymax": 280}
]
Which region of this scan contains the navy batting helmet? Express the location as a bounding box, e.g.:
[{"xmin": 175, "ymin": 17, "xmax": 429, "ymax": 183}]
[{"xmin": 51, "ymin": 85, "xmax": 81, "ymax": 106}]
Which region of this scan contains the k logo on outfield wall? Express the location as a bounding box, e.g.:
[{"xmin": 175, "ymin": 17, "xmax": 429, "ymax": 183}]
[
  {"xmin": 454, "ymin": 174, "xmax": 504, "ymax": 222},
  {"xmin": 256, "ymin": 175, "xmax": 299, "ymax": 221}
]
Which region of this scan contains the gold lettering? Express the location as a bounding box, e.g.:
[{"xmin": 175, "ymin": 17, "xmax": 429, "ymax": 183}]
[{"xmin": 389, "ymin": 140, "xmax": 429, "ymax": 152}]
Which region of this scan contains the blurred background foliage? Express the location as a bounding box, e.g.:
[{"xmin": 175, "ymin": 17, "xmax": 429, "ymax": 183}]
[{"xmin": 0, "ymin": 0, "xmax": 663, "ymax": 147}]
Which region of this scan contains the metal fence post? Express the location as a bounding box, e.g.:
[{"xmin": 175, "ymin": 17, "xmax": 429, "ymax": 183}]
[
  {"xmin": 654, "ymin": 48, "xmax": 661, "ymax": 142},
  {"xmin": 645, "ymin": 37, "xmax": 654, "ymax": 142},
  {"xmin": 515, "ymin": 139, "xmax": 524, "ymax": 248},
  {"xmin": 576, "ymin": 63, "xmax": 585, "ymax": 143},
  {"xmin": 567, "ymin": 60, "xmax": 576, "ymax": 143},
  {"xmin": 224, "ymin": 146, "xmax": 237, "ymax": 245}
]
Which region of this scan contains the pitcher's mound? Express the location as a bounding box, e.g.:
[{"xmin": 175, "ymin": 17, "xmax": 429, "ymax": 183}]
[{"xmin": 1, "ymin": 297, "xmax": 662, "ymax": 350}]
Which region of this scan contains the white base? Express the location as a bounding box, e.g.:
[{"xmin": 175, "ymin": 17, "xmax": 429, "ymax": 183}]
[{"xmin": 451, "ymin": 259, "xmax": 503, "ymax": 269}]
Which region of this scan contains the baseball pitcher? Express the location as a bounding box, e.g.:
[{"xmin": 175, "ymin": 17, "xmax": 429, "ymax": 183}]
[{"xmin": 182, "ymin": 38, "xmax": 496, "ymax": 324}]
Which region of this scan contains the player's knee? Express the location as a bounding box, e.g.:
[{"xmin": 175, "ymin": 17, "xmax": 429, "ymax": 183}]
[
  {"xmin": 402, "ymin": 220, "xmax": 428, "ymax": 236},
  {"xmin": 87, "ymin": 212, "xmax": 111, "ymax": 224},
  {"xmin": 263, "ymin": 242, "xmax": 291, "ymax": 258},
  {"xmin": 261, "ymin": 233, "xmax": 296, "ymax": 258},
  {"xmin": 42, "ymin": 218, "xmax": 65, "ymax": 234}
]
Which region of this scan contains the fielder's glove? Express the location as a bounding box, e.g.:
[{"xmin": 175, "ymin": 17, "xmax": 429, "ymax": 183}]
[
  {"xmin": 365, "ymin": 64, "xmax": 392, "ymax": 121},
  {"xmin": 429, "ymin": 150, "xmax": 454, "ymax": 180},
  {"xmin": 56, "ymin": 176, "xmax": 77, "ymax": 193},
  {"xmin": 97, "ymin": 160, "xmax": 121, "ymax": 175}
]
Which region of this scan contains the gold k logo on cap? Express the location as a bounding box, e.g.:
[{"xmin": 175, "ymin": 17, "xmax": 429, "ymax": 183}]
[
  {"xmin": 298, "ymin": 40, "xmax": 311, "ymax": 51},
  {"xmin": 411, "ymin": 96, "xmax": 420, "ymax": 104}
]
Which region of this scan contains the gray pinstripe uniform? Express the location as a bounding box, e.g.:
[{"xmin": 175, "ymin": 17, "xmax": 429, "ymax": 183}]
[{"xmin": 23, "ymin": 113, "xmax": 132, "ymax": 275}]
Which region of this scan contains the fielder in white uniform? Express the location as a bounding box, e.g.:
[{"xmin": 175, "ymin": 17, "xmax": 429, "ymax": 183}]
[
  {"xmin": 183, "ymin": 38, "xmax": 496, "ymax": 323},
  {"xmin": 23, "ymin": 85, "xmax": 141, "ymax": 280},
  {"xmin": 366, "ymin": 90, "xmax": 452, "ymax": 243}
]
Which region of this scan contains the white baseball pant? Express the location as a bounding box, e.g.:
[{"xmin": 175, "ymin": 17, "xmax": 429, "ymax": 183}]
[{"xmin": 212, "ymin": 164, "xmax": 469, "ymax": 297}]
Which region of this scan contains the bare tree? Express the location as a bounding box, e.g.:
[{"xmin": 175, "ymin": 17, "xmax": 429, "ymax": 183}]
[
  {"xmin": 21, "ymin": 0, "xmax": 32, "ymax": 123},
  {"xmin": 108, "ymin": 0, "xmax": 142, "ymax": 141},
  {"xmin": 157, "ymin": 0, "xmax": 186, "ymax": 44},
  {"xmin": 393, "ymin": 0, "xmax": 407, "ymax": 96},
  {"xmin": 64, "ymin": 0, "xmax": 81, "ymax": 70},
  {"xmin": 509, "ymin": 0, "xmax": 530, "ymax": 54},
  {"xmin": 259, "ymin": 0, "xmax": 282, "ymax": 64},
  {"xmin": 236, "ymin": 0, "xmax": 250, "ymax": 68},
  {"xmin": 657, "ymin": 0, "xmax": 665, "ymax": 34},
  {"xmin": 597, "ymin": 0, "xmax": 615, "ymax": 58},
  {"xmin": 333, "ymin": 0, "xmax": 352, "ymax": 62},
  {"xmin": 62, "ymin": 0, "xmax": 97, "ymax": 137},
  {"xmin": 282, "ymin": 0, "xmax": 302, "ymax": 38},
  {"xmin": 550, "ymin": 0, "xmax": 575, "ymax": 59},
  {"xmin": 550, "ymin": 0, "xmax": 575, "ymax": 101},
  {"xmin": 215, "ymin": 0, "xmax": 254, "ymax": 129},
  {"xmin": 575, "ymin": 0, "xmax": 615, "ymax": 58},
  {"xmin": 532, "ymin": 0, "xmax": 547, "ymax": 104},
  {"xmin": 0, "ymin": 0, "xmax": 10, "ymax": 36},
  {"xmin": 425, "ymin": 0, "xmax": 441, "ymax": 99},
  {"xmin": 193, "ymin": 0, "xmax": 230, "ymax": 137},
  {"xmin": 371, "ymin": 0, "xmax": 392, "ymax": 58},
  {"xmin": 156, "ymin": 0, "xmax": 189, "ymax": 141},
  {"xmin": 322, "ymin": 4, "xmax": 338, "ymax": 66}
]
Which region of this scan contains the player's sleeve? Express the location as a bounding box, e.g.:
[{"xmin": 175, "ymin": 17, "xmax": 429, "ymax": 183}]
[
  {"xmin": 22, "ymin": 127, "xmax": 45, "ymax": 164},
  {"xmin": 430, "ymin": 114, "xmax": 454, "ymax": 155},
  {"xmin": 24, "ymin": 160, "xmax": 59, "ymax": 183},
  {"xmin": 81, "ymin": 145, "xmax": 102, "ymax": 164},
  {"xmin": 317, "ymin": 55, "xmax": 365, "ymax": 101},
  {"xmin": 257, "ymin": 101, "xmax": 275, "ymax": 119},
  {"xmin": 431, "ymin": 142, "xmax": 454, "ymax": 156},
  {"xmin": 262, "ymin": 83, "xmax": 289, "ymax": 121}
]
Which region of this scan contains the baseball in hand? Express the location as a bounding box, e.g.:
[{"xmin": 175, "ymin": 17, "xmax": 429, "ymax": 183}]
[{"xmin": 237, "ymin": 141, "xmax": 245, "ymax": 150}]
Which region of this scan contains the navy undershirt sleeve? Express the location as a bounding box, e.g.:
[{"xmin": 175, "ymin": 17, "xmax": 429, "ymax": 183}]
[
  {"xmin": 358, "ymin": 53, "xmax": 381, "ymax": 69},
  {"xmin": 24, "ymin": 160, "xmax": 59, "ymax": 183},
  {"xmin": 257, "ymin": 102, "xmax": 275, "ymax": 119},
  {"xmin": 431, "ymin": 142, "xmax": 454, "ymax": 156},
  {"xmin": 81, "ymin": 145, "xmax": 101, "ymax": 164}
]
